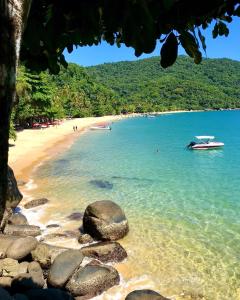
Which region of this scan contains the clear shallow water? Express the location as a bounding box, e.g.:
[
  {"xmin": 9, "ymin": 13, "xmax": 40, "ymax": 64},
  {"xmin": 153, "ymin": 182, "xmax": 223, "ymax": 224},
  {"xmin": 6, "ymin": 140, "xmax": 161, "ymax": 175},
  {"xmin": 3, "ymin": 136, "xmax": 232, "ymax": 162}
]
[{"xmin": 32, "ymin": 111, "xmax": 240, "ymax": 299}]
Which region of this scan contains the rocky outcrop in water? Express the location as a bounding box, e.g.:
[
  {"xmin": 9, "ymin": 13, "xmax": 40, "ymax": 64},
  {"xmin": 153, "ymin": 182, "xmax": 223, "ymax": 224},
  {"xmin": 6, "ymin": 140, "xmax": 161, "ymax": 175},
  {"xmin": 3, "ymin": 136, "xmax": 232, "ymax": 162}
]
[
  {"xmin": 24, "ymin": 198, "xmax": 49, "ymax": 209},
  {"xmin": 65, "ymin": 264, "xmax": 120, "ymax": 298},
  {"xmin": 4, "ymin": 224, "xmax": 41, "ymax": 237},
  {"xmin": 81, "ymin": 241, "xmax": 127, "ymax": 263},
  {"xmin": 125, "ymin": 289, "xmax": 170, "ymax": 300},
  {"xmin": 83, "ymin": 200, "xmax": 129, "ymax": 241}
]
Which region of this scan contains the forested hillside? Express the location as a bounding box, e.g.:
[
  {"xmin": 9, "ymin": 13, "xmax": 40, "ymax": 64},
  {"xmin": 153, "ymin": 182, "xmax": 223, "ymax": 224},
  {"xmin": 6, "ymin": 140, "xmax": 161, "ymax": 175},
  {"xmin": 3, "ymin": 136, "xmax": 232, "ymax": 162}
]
[
  {"xmin": 13, "ymin": 56, "xmax": 240, "ymax": 134},
  {"xmin": 88, "ymin": 56, "xmax": 240, "ymax": 112}
]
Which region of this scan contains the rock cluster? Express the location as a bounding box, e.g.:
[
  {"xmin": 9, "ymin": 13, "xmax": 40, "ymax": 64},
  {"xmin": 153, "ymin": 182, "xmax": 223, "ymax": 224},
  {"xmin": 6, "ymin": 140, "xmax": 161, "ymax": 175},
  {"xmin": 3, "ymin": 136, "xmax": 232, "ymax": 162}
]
[{"xmin": 0, "ymin": 179, "xmax": 168, "ymax": 300}]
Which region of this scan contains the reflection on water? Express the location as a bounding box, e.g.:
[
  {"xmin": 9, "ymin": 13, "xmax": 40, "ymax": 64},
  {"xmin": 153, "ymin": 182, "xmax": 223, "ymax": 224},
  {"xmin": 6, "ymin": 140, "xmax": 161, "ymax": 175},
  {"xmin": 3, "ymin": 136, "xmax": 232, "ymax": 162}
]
[{"xmin": 29, "ymin": 111, "xmax": 240, "ymax": 299}]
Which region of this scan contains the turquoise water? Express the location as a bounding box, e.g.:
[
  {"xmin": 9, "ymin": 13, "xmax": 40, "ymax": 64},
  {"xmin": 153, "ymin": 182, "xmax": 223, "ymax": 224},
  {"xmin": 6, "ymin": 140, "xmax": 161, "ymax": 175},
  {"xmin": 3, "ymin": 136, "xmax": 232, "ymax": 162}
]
[{"xmin": 33, "ymin": 111, "xmax": 240, "ymax": 299}]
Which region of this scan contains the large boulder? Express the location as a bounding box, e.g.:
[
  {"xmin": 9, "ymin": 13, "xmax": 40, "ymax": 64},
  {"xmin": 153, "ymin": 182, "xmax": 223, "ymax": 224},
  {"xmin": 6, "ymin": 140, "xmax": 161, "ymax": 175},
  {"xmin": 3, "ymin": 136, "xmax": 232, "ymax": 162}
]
[
  {"xmin": 65, "ymin": 264, "xmax": 120, "ymax": 298},
  {"xmin": 81, "ymin": 241, "xmax": 127, "ymax": 263},
  {"xmin": 83, "ymin": 200, "xmax": 129, "ymax": 241},
  {"xmin": 4, "ymin": 225, "xmax": 41, "ymax": 237},
  {"xmin": 6, "ymin": 237, "xmax": 38, "ymax": 260},
  {"xmin": 24, "ymin": 198, "xmax": 49, "ymax": 209},
  {"xmin": 125, "ymin": 290, "xmax": 170, "ymax": 300},
  {"xmin": 8, "ymin": 213, "xmax": 28, "ymax": 226},
  {"xmin": 31, "ymin": 243, "xmax": 68, "ymax": 268},
  {"xmin": 7, "ymin": 166, "xmax": 22, "ymax": 209},
  {"xmin": 25, "ymin": 288, "xmax": 74, "ymax": 300},
  {"xmin": 48, "ymin": 250, "xmax": 83, "ymax": 288}
]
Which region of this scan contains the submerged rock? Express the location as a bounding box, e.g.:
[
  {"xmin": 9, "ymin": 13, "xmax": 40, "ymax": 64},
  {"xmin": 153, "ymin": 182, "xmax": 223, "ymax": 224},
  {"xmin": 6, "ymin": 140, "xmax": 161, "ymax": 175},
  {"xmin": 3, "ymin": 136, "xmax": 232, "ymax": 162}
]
[
  {"xmin": 89, "ymin": 180, "xmax": 113, "ymax": 189},
  {"xmin": 24, "ymin": 198, "xmax": 49, "ymax": 209},
  {"xmin": 125, "ymin": 290, "xmax": 170, "ymax": 300},
  {"xmin": 67, "ymin": 212, "xmax": 83, "ymax": 221},
  {"xmin": 46, "ymin": 224, "xmax": 61, "ymax": 229},
  {"xmin": 4, "ymin": 225, "xmax": 41, "ymax": 237},
  {"xmin": 83, "ymin": 200, "xmax": 129, "ymax": 241},
  {"xmin": 48, "ymin": 250, "xmax": 83, "ymax": 288},
  {"xmin": 81, "ymin": 241, "xmax": 127, "ymax": 263},
  {"xmin": 65, "ymin": 264, "xmax": 120, "ymax": 298}
]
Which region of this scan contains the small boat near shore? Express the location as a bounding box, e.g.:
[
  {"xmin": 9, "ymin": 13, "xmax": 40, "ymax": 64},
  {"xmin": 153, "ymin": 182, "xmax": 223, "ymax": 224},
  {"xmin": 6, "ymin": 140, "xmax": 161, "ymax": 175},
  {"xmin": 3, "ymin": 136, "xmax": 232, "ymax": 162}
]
[
  {"xmin": 90, "ymin": 123, "xmax": 111, "ymax": 130},
  {"xmin": 187, "ymin": 136, "xmax": 224, "ymax": 150}
]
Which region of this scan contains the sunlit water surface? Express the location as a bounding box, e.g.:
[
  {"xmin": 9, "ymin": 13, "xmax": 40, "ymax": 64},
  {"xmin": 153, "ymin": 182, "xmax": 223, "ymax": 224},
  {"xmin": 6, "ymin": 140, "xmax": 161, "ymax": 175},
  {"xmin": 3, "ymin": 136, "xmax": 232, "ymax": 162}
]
[{"xmin": 29, "ymin": 111, "xmax": 240, "ymax": 300}]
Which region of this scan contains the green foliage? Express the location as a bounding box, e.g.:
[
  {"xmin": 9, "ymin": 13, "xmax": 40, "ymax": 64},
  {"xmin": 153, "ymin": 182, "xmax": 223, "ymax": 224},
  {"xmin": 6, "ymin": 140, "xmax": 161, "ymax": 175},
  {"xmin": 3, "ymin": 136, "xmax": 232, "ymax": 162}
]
[
  {"xmin": 21, "ymin": 1, "xmax": 240, "ymax": 73},
  {"xmin": 88, "ymin": 56, "xmax": 240, "ymax": 112}
]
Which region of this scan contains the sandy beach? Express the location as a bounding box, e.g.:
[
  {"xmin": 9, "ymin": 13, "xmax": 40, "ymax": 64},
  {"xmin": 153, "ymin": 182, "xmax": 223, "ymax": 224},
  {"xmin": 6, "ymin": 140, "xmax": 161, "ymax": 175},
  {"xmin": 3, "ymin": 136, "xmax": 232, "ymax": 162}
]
[{"xmin": 9, "ymin": 115, "xmax": 126, "ymax": 181}]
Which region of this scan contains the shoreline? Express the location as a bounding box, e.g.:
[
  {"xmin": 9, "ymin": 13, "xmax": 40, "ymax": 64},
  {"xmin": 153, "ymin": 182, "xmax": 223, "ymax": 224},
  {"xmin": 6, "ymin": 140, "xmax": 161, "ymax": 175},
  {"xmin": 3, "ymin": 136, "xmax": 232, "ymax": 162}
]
[
  {"xmin": 9, "ymin": 111, "xmax": 186, "ymax": 181},
  {"xmin": 9, "ymin": 108, "xmax": 237, "ymax": 182}
]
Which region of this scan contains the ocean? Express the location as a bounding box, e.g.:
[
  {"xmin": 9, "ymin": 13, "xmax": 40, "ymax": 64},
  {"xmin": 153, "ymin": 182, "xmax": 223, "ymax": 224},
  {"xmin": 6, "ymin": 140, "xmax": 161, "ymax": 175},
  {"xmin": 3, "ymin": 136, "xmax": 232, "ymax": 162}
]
[{"xmin": 28, "ymin": 111, "xmax": 240, "ymax": 299}]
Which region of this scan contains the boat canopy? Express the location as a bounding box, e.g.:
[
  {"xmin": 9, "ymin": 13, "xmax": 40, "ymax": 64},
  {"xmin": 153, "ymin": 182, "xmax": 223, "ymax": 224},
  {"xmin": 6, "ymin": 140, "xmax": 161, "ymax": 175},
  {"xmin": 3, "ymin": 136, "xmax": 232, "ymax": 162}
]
[{"xmin": 195, "ymin": 136, "xmax": 215, "ymax": 140}]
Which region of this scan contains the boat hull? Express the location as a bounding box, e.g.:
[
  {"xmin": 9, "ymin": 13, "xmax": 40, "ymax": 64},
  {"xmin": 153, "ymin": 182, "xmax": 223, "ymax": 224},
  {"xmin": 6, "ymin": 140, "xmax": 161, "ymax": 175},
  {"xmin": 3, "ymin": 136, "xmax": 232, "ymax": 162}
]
[{"xmin": 191, "ymin": 142, "xmax": 224, "ymax": 150}]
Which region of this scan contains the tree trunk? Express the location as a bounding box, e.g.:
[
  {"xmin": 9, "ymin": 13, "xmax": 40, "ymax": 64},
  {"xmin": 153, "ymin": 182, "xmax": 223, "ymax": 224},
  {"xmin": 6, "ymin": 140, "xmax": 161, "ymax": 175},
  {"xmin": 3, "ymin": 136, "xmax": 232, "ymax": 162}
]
[{"xmin": 0, "ymin": 0, "xmax": 31, "ymax": 224}]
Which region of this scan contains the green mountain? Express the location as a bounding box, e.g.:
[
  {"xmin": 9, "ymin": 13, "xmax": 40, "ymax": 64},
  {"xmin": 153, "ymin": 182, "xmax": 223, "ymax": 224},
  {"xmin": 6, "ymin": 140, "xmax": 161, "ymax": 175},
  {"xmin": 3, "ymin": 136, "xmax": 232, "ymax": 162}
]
[
  {"xmin": 14, "ymin": 56, "xmax": 240, "ymax": 130},
  {"xmin": 87, "ymin": 56, "xmax": 240, "ymax": 112}
]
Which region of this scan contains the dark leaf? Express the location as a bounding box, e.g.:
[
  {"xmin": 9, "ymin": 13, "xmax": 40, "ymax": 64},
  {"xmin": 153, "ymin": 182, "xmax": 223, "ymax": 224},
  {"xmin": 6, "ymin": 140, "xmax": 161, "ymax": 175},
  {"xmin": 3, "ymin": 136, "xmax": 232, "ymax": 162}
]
[
  {"xmin": 197, "ymin": 28, "xmax": 206, "ymax": 52},
  {"xmin": 160, "ymin": 32, "xmax": 178, "ymax": 68},
  {"xmin": 212, "ymin": 22, "xmax": 219, "ymax": 38}
]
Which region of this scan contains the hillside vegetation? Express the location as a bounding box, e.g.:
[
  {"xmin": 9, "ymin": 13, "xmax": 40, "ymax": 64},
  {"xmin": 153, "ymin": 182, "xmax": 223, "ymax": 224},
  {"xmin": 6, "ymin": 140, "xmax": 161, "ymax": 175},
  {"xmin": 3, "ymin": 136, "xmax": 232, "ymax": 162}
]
[
  {"xmin": 88, "ymin": 56, "xmax": 240, "ymax": 112},
  {"xmin": 13, "ymin": 56, "xmax": 240, "ymax": 132}
]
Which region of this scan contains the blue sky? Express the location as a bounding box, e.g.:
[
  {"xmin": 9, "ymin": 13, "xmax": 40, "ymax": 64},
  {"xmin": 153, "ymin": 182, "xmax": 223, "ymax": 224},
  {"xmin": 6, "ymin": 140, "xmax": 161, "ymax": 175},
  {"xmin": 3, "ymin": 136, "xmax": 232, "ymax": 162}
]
[{"xmin": 64, "ymin": 18, "xmax": 240, "ymax": 67}]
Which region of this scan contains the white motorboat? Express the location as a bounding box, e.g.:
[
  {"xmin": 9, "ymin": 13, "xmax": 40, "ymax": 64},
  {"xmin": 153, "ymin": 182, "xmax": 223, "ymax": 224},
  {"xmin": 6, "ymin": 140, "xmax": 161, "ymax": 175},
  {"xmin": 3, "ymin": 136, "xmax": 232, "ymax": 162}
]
[
  {"xmin": 90, "ymin": 125, "xmax": 111, "ymax": 130},
  {"xmin": 187, "ymin": 136, "xmax": 224, "ymax": 150}
]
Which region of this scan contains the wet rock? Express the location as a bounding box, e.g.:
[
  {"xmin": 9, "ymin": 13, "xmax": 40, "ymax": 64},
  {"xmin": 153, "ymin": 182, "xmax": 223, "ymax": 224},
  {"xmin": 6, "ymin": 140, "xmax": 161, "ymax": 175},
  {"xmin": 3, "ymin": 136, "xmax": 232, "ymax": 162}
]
[
  {"xmin": 48, "ymin": 250, "xmax": 83, "ymax": 288},
  {"xmin": 24, "ymin": 198, "xmax": 49, "ymax": 209},
  {"xmin": 0, "ymin": 276, "xmax": 12, "ymax": 288},
  {"xmin": 67, "ymin": 212, "xmax": 83, "ymax": 221},
  {"xmin": 4, "ymin": 225, "xmax": 41, "ymax": 237},
  {"xmin": 65, "ymin": 264, "xmax": 120, "ymax": 298},
  {"xmin": 46, "ymin": 224, "xmax": 60, "ymax": 229},
  {"xmin": 31, "ymin": 243, "xmax": 68, "ymax": 269},
  {"xmin": 78, "ymin": 234, "xmax": 94, "ymax": 244},
  {"xmin": 8, "ymin": 213, "xmax": 28, "ymax": 226},
  {"xmin": 81, "ymin": 241, "xmax": 127, "ymax": 263},
  {"xmin": 89, "ymin": 180, "xmax": 113, "ymax": 189},
  {"xmin": 25, "ymin": 288, "xmax": 74, "ymax": 300},
  {"xmin": 63, "ymin": 230, "xmax": 81, "ymax": 239},
  {"xmin": 125, "ymin": 290, "xmax": 170, "ymax": 300},
  {"xmin": 1, "ymin": 258, "xmax": 19, "ymax": 277},
  {"xmin": 0, "ymin": 287, "xmax": 12, "ymax": 300},
  {"xmin": 83, "ymin": 200, "xmax": 129, "ymax": 241},
  {"xmin": 7, "ymin": 237, "xmax": 38, "ymax": 260},
  {"xmin": 7, "ymin": 166, "xmax": 23, "ymax": 209}
]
